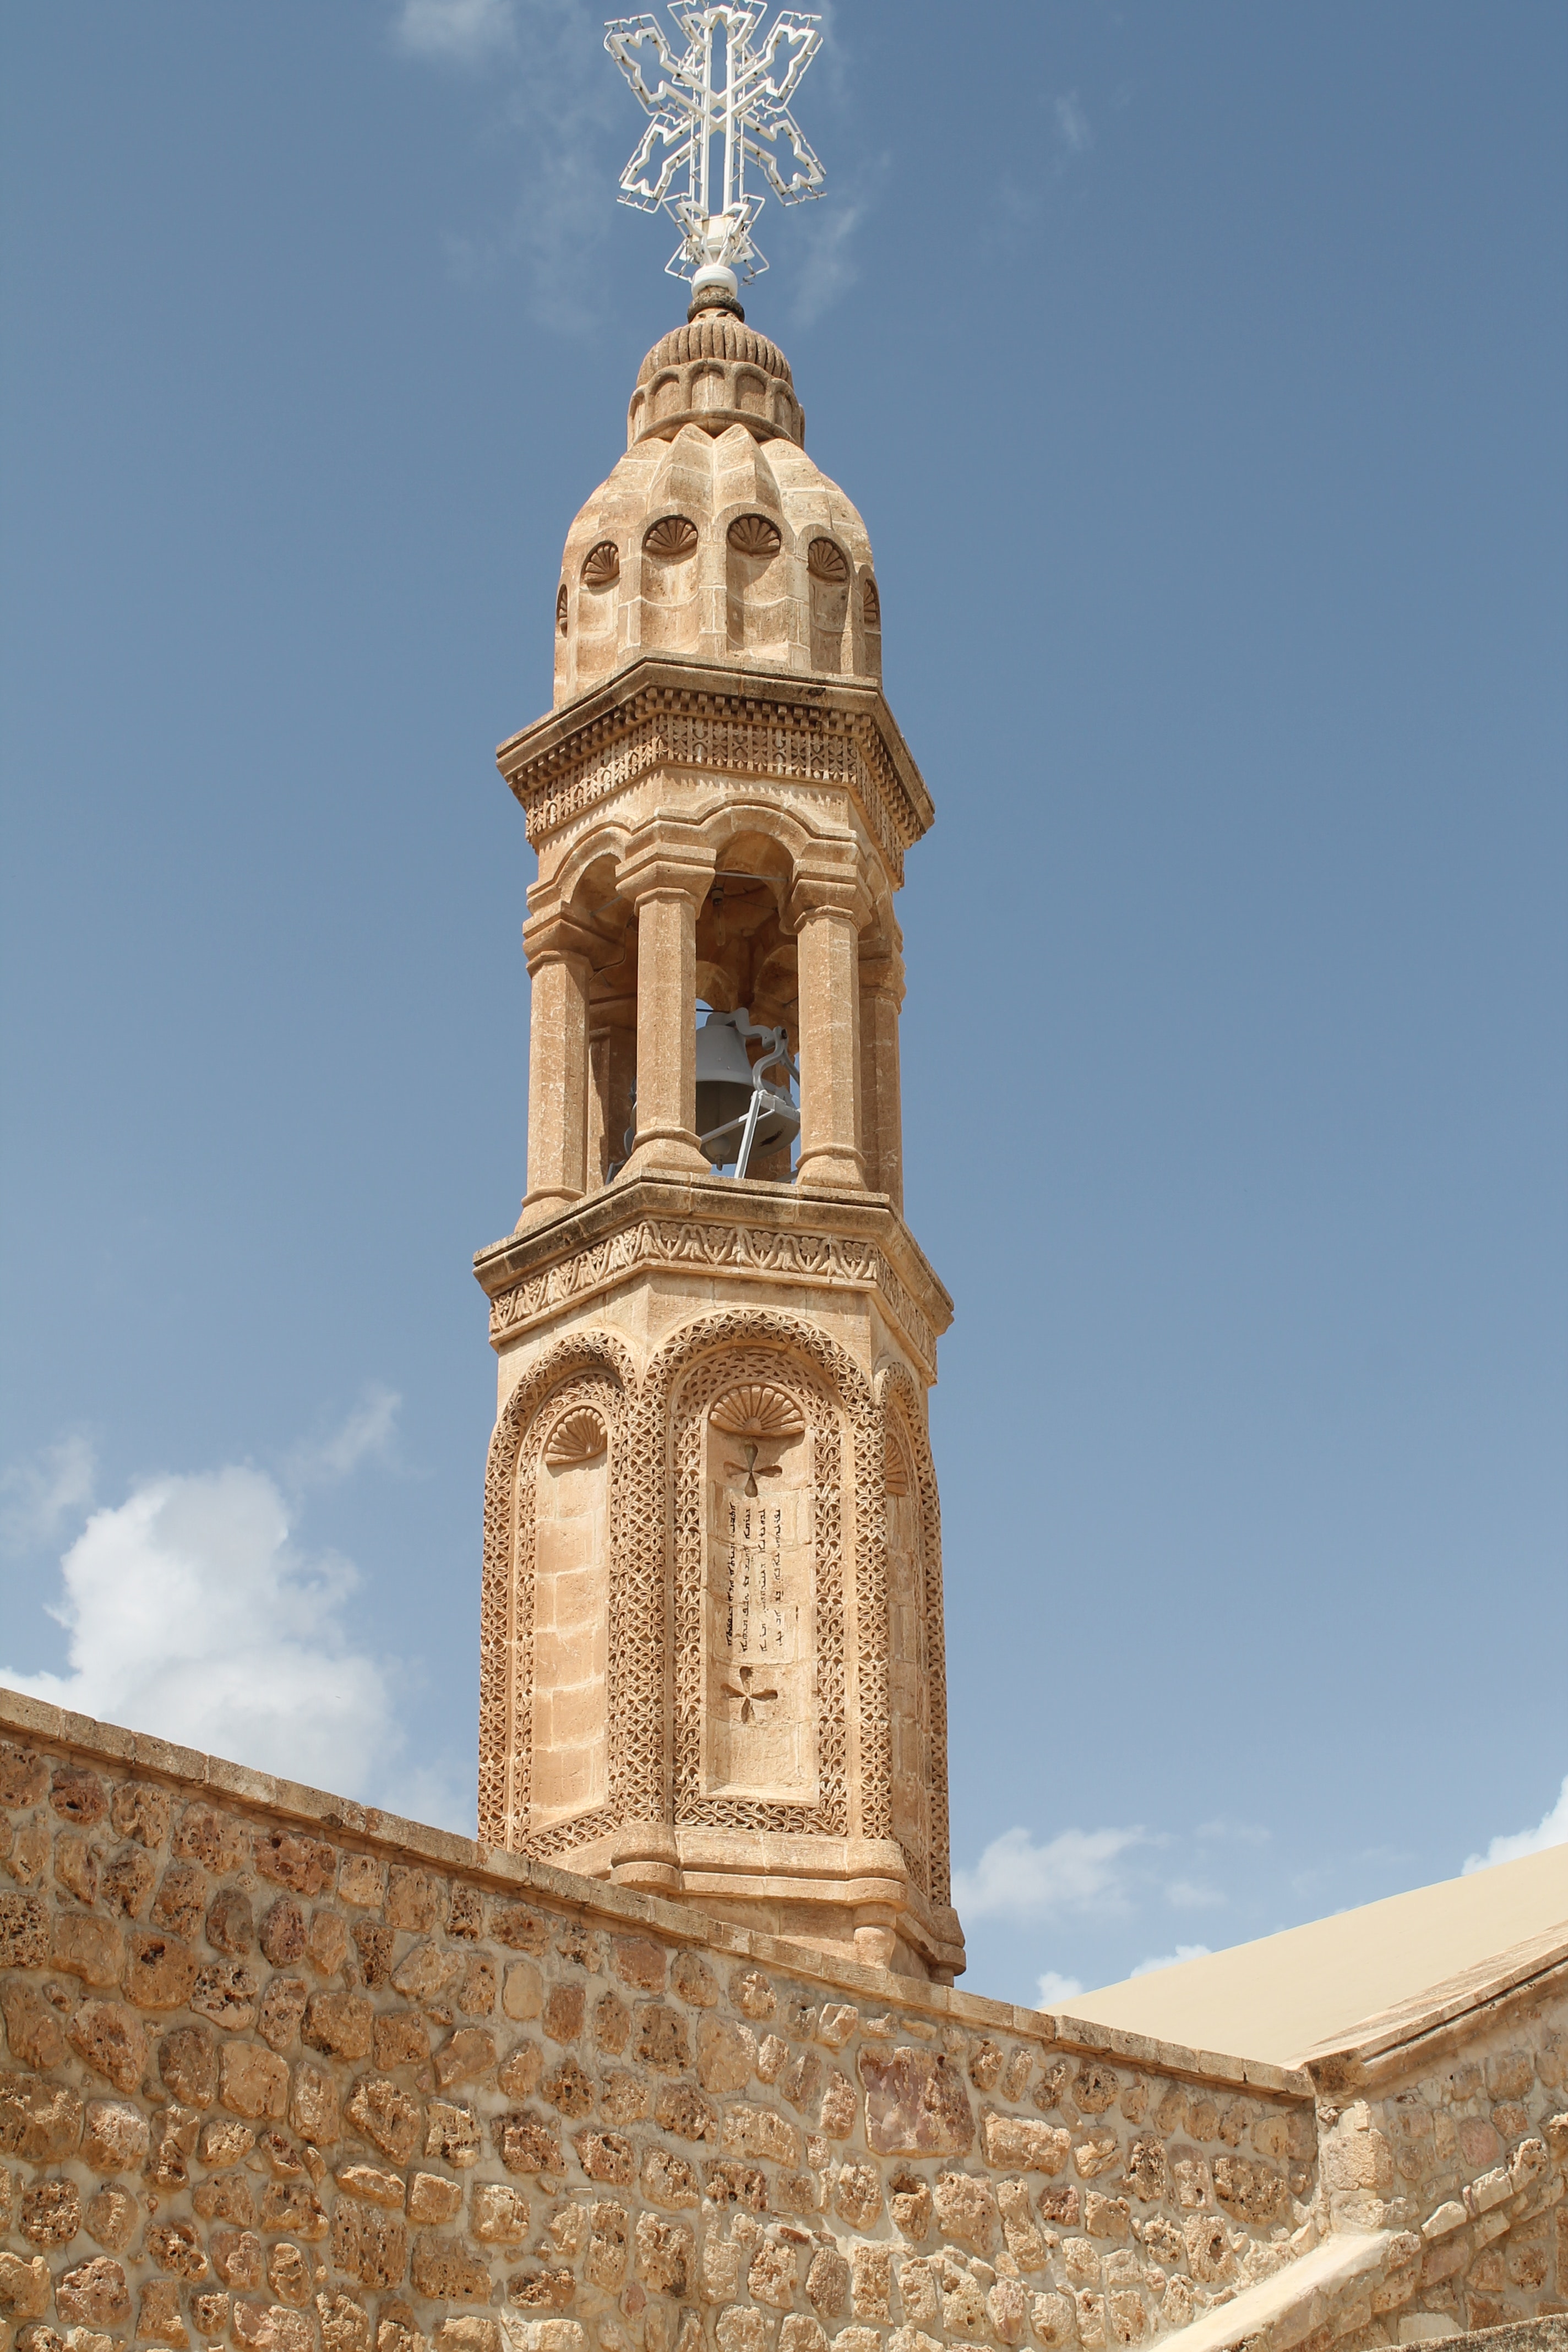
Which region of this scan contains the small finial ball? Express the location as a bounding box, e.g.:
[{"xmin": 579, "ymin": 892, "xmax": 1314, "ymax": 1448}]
[{"xmin": 688, "ymin": 263, "xmax": 745, "ymax": 324}]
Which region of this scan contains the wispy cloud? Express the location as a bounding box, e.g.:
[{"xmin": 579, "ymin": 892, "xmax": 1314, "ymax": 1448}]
[
  {"xmin": 395, "ymin": 0, "xmax": 518, "ymax": 66},
  {"xmin": 1054, "ymin": 90, "xmax": 1093, "ymax": 160},
  {"xmin": 0, "ymin": 1433, "xmax": 96, "ymax": 1554},
  {"xmin": 1464, "ymin": 1774, "xmax": 1568, "ymax": 1874},
  {"xmin": 1165, "ymin": 1877, "xmax": 1226, "ymax": 1910},
  {"xmin": 285, "ymin": 1385, "xmax": 401, "ymax": 1488},
  {"xmin": 1130, "ymin": 1942, "xmax": 1212, "ymax": 1979},
  {"xmin": 954, "ymin": 1823, "xmax": 1146, "ymax": 1921},
  {"xmin": 1, "ymin": 1424, "xmax": 470, "ymax": 1833},
  {"xmin": 1036, "ymin": 1968, "xmax": 1085, "ymax": 2007},
  {"xmin": 786, "ymin": 199, "xmax": 863, "ymax": 329}
]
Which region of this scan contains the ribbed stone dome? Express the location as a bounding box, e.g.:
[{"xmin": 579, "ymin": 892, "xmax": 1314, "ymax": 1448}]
[
  {"xmin": 627, "ymin": 312, "xmax": 805, "ymax": 449},
  {"xmin": 635, "ymin": 315, "xmax": 795, "ymax": 386}
]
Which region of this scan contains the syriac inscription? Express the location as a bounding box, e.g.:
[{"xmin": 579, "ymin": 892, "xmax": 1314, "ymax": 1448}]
[{"xmin": 704, "ymin": 1401, "xmax": 814, "ymax": 1801}]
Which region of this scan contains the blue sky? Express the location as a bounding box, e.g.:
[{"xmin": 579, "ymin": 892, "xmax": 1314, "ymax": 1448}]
[{"xmin": 2, "ymin": 0, "xmax": 1564, "ymax": 2008}]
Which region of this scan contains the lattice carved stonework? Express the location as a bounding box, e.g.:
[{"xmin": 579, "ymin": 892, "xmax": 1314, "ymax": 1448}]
[{"xmin": 878, "ymin": 1361, "xmax": 952, "ymax": 1907}]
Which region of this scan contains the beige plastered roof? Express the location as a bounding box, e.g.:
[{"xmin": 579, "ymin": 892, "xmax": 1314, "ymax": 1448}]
[{"xmin": 1064, "ymin": 1841, "xmax": 1568, "ymax": 2068}]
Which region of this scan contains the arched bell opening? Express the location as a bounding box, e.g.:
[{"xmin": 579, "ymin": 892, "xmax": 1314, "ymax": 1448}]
[
  {"xmin": 574, "ymin": 858, "xmax": 639, "ymax": 1189},
  {"xmin": 694, "ymin": 854, "xmax": 800, "ymax": 1182}
]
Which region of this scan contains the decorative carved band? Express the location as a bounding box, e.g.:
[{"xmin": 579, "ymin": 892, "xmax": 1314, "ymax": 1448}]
[
  {"xmin": 507, "ymin": 689, "xmax": 922, "ymax": 884},
  {"xmin": 487, "ymin": 1216, "xmax": 938, "ymax": 1374}
]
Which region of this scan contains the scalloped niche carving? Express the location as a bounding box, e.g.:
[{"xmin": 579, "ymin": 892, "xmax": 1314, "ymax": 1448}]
[
  {"xmin": 727, "ymin": 513, "xmax": 782, "ymax": 558},
  {"xmin": 581, "ymin": 541, "xmax": 620, "ymax": 590},
  {"xmin": 710, "ymin": 1384, "xmax": 805, "ymax": 1439},
  {"xmin": 543, "ymin": 1406, "xmax": 607, "ymax": 1466},
  {"xmin": 644, "ymin": 515, "xmax": 700, "ymax": 560}
]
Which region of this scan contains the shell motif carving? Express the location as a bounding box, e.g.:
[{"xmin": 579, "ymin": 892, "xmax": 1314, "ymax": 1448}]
[
  {"xmin": 884, "ymin": 1431, "xmax": 910, "ymax": 1495},
  {"xmin": 862, "ymin": 575, "xmax": 881, "ymax": 626},
  {"xmin": 542, "ymin": 1406, "xmax": 608, "ymax": 1467},
  {"xmin": 555, "ymin": 583, "xmax": 568, "ymax": 636},
  {"xmin": 709, "ymin": 1383, "xmax": 806, "ymax": 1440},
  {"xmin": 807, "ymin": 536, "xmax": 850, "ymax": 584},
  {"xmin": 727, "ymin": 513, "xmax": 782, "ymax": 558},
  {"xmin": 644, "ymin": 515, "xmax": 700, "ymax": 561},
  {"xmin": 581, "ymin": 540, "xmax": 620, "ymax": 589}
]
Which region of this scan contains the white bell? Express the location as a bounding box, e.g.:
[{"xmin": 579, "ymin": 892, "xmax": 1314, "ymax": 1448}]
[{"xmin": 694, "ymin": 1008, "xmax": 799, "ymax": 1175}]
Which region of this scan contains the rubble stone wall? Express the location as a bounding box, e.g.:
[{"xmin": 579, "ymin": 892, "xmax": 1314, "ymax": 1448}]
[
  {"xmin": 3, "ymin": 1696, "xmax": 1565, "ymax": 2352},
  {"xmin": 1324, "ymin": 1992, "xmax": 1568, "ymax": 2349},
  {"xmin": 1, "ymin": 1700, "xmax": 1311, "ymax": 2352}
]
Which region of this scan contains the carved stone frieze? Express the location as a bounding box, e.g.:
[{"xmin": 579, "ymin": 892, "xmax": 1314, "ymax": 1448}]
[{"xmin": 485, "ymin": 1211, "xmax": 939, "ymax": 1374}]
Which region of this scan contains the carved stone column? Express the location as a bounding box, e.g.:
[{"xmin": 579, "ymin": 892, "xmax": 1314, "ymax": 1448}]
[
  {"xmin": 620, "ymin": 836, "xmax": 716, "ymax": 1179},
  {"xmin": 518, "ymin": 908, "xmax": 595, "ymax": 1226},
  {"xmin": 792, "ymin": 870, "xmax": 867, "ymax": 1190},
  {"xmin": 858, "ymin": 941, "xmax": 906, "ymax": 1212}
]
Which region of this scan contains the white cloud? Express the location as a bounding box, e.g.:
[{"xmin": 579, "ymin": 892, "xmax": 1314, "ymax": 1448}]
[
  {"xmin": 395, "ymin": 0, "xmax": 516, "ymax": 64},
  {"xmin": 1054, "ymin": 91, "xmax": 1093, "ymax": 159},
  {"xmin": 1165, "ymin": 1878, "xmax": 1226, "ymax": 1910},
  {"xmin": 0, "ymin": 1434, "xmax": 96, "ymax": 1553},
  {"xmin": 953, "ymin": 1823, "xmax": 1145, "ymax": 1921},
  {"xmin": 1464, "ymin": 1776, "xmax": 1568, "ymax": 1873},
  {"xmin": 1, "ymin": 1454, "xmax": 471, "ymax": 1835},
  {"xmin": 787, "ymin": 201, "xmax": 863, "ymax": 328},
  {"xmin": 1036, "ymin": 1969, "xmax": 1085, "ymax": 2008},
  {"xmin": 1130, "ymin": 1943, "xmax": 1212, "ymax": 1979},
  {"xmin": 286, "ymin": 1385, "xmax": 401, "ymax": 1487}
]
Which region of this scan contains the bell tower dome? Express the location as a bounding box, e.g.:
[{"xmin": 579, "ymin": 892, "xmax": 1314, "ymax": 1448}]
[{"xmin": 471, "ymin": 287, "xmax": 963, "ymax": 1981}]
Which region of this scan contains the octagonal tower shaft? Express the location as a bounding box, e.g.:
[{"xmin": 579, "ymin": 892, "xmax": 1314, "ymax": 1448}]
[{"xmin": 473, "ymin": 306, "xmax": 963, "ymax": 1982}]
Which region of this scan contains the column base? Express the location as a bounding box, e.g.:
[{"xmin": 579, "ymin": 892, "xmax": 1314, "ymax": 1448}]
[
  {"xmin": 794, "ymin": 1147, "xmax": 867, "ymax": 1188},
  {"xmin": 621, "ymin": 1130, "xmax": 712, "ymax": 1179},
  {"xmin": 514, "ymin": 1186, "xmax": 584, "ymax": 1233}
]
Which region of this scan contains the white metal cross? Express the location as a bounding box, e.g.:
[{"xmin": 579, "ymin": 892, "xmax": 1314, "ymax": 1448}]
[{"xmin": 604, "ymin": 4, "xmax": 825, "ymax": 288}]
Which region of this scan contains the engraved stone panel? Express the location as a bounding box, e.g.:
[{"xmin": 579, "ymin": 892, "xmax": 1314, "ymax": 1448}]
[{"xmin": 703, "ymin": 1412, "xmax": 814, "ymax": 1802}]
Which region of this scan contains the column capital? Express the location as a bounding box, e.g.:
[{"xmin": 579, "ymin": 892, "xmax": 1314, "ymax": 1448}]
[
  {"xmin": 619, "ymin": 826, "xmax": 716, "ymax": 911},
  {"xmin": 521, "ymin": 907, "xmax": 601, "ymax": 977},
  {"xmin": 787, "ymin": 860, "xmax": 873, "ymax": 934},
  {"xmin": 858, "ymin": 946, "xmax": 906, "ymax": 1005}
]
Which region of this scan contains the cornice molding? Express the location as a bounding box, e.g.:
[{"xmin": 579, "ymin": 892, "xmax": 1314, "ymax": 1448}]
[
  {"xmin": 473, "ymin": 1174, "xmax": 952, "ymax": 1377},
  {"xmin": 495, "ymin": 656, "xmax": 935, "ymax": 880}
]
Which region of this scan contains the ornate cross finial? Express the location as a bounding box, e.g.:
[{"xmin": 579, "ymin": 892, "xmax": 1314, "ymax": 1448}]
[{"xmin": 604, "ymin": 5, "xmax": 825, "ymax": 296}]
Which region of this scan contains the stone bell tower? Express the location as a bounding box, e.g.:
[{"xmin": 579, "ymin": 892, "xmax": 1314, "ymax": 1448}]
[{"xmin": 472, "ymin": 289, "xmax": 963, "ymax": 1983}]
